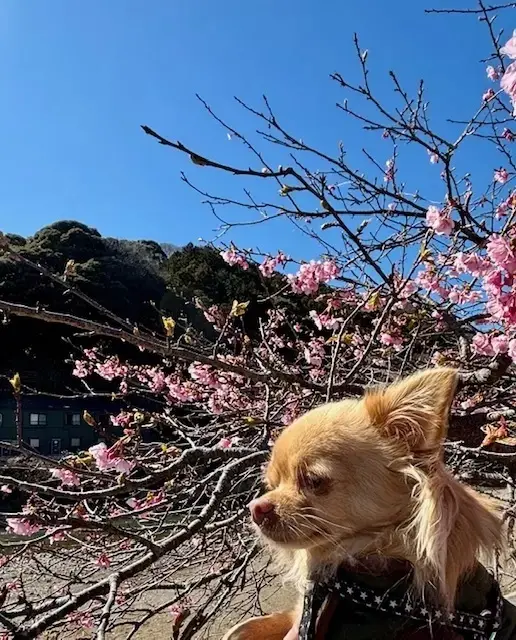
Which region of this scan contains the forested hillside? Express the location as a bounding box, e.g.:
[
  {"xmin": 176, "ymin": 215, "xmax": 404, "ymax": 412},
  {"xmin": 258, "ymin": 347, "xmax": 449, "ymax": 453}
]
[{"xmin": 0, "ymin": 220, "xmax": 311, "ymax": 392}]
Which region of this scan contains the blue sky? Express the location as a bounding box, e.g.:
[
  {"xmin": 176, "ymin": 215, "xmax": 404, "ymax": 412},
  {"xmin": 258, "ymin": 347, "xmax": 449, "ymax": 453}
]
[{"xmin": 0, "ymin": 0, "xmax": 512, "ymax": 260}]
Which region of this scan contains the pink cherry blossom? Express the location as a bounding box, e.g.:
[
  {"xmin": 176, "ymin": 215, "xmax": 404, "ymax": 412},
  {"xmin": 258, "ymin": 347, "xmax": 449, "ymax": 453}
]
[
  {"xmin": 6, "ymin": 518, "xmax": 41, "ymax": 536},
  {"xmin": 501, "ymin": 62, "xmax": 516, "ymax": 111},
  {"xmin": 304, "ymin": 338, "xmax": 326, "ymax": 368},
  {"xmin": 165, "ymin": 376, "xmax": 199, "ymax": 403},
  {"xmin": 471, "ymin": 333, "xmax": 495, "ymax": 356},
  {"xmin": 416, "ymin": 266, "xmax": 450, "ymax": 298},
  {"xmin": 67, "ymin": 612, "xmax": 94, "ymax": 629},
  {"xmin": 202, "ymin": 377, "xmax": 247, "ymax": 415},
  {"xmin": 110, "ymin": 412, "xmax": 132, "ymax": 428},
  {"xmin": 487, "ymin": 65, "xmax": 500, "ymax": 81},
  {"xmin": 1, "ymin": 484, "xmax": 12, "ymax": 494},
  {"xmin": 127, "ymin": 497, "xmax": 142, "ymax": 510},
  {"xmin": 94, "ymin": 356, "xmax": 128, "ymax": 381},
  {"xmin": 501, "ymin": 33, "xmax": 516, "ymax": 59},
  {"xmin": 259, "ymin": 257, "xmax": 277, "ymax": 277},
  {"xmin": 494, "ymin": 168, "xmax": 510, "ymax": 184},
  {"xmin": 509, "ymin": 338, "xmax": 516, "ymax": 363},
  {"xmin": 483, "ymin": 88, "xmax": 495, "ymax": 102},
  {"xmin": 88, "ymin": 443, "xmax": 134, "ymax": 475},
  {"xmin": 50, "ymin": 529, "xmax": 66, "ymax": 544},
  {"xmin": 288, "ymin": 260, "xmax": 340, "ymax": 295},
  {"xmin": 89, "ymin": 443, "xmax": 111, "ymax": 470},
  {"xmin": 195, "ymin": 300, "xmax": 226, "ymax": 329},
  {"xmin": 486, "ymin": 291, "xmax": 516, "ymax": 325},
  {"xmin": 169, "ymin": 603, "xmax": 187, "ymax": 622},
  {"xmin": 487, "ymin": 235, "xmax": 516, "ymax": 273},
  {"xmin": 453, "ymin": 252, "xmax": 490, "ymax": 277},
  {"xmin": 392, "ymin": 274, "xmax": 417, "ymax": 299},
  {"xmin": 208, "ymin": 394, "xmax": 225, "ymax": 415},
  {"xmin": 496, "ymin": 201, "xmax": 510, "ymax": 220},
  {"xmin": 50, "ymin": 468, "xmax": 81, "ymax": 487},
  {"xmin": 503, "ymin": 128, "xmax": 515, "ymax": 142},
  {"xmin": 217, "ymin": 436, "xmax": 239, "ymax": 449},
  {"xmin": 220, "ymin": 247, "xmax": 249, "ymax": 270},
  {"xmin": 114, "ymin": 459, "xmax": 134, "ymax": 474},
  {"xmin": 95, "ymin": 553, "xmax": 111, "ymax": 568},
  {"xmin": 145, "ymin": 367, "xmax": 166, "ymax": 393},
  {"xmin": 497, "ymin": 191, "xmax": 516, "ymax": 220},
  {"xmin": 448, "ymin": 287, "xmax": 481, "ymax": 305},
  {"xmin": 460, "ymin": 397, "xmax": 478, "ymax": 410},
  {"xmin": 308, "ymin": 310, "xmax": 342, "ymax": 331},
  {"xmin": 320, "ymin": 260, "xmax": 340, "ymax": 280},
  {"xmin": 259, "ymin": 252, "xmax": 287, "ymax": 277},
  {"xmin": 145, "ymin": 491, "xmax": 166, "ymax": 508},
  {"xmin": 491, "ymin": 334, "xmax": 509, "ymax": 354},
  {"xmin": 431, "ymin": 311, "xmax": 447, "ymax": 332},
  {"xmin": 426, "ymin": 205, "xmax": 454, "ymax": 235},
  {"xmin": 326, "ymin": 295, "xmax": 344, "ymax": 310},
  {"xmin": 72, "ymin": 360, "xmax": 90, "ymax": 378},
  {"xmin": 188, "ymin": 362, "xmax": 221, "ymax": 388},
  {"xmin": 483, "ymin": 268, "xmax": 506, "ymax": 296},
  {"xmin": 379, "ymin": 331, "xmax": 403, "ymax": 351}
]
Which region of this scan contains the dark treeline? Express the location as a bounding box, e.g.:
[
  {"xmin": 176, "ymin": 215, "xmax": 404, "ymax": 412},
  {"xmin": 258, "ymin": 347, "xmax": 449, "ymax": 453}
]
[{"xmin": 0, "ymin": 220, "xmax": 310, "ymax": 393}]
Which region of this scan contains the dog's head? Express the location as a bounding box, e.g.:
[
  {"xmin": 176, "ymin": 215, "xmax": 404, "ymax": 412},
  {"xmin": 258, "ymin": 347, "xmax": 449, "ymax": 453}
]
[
  {"xmin": 249, "ymin": 368, "xmax": 501, "ymax": 605},
  {"xmin": 250, "ymin": 367, "xmax": 457, "ymax": 549}
]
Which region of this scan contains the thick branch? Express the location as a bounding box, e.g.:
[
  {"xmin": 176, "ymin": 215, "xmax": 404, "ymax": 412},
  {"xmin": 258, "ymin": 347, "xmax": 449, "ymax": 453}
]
[{"xmin": 0, "ymin": 299, "xmax": 364, "ymax": 394}]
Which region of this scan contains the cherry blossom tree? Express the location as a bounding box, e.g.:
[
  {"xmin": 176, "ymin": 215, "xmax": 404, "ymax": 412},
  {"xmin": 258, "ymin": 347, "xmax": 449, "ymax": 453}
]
[{"xmin": 3, "ymin": 3, "xmax": 516, "ymax": 638}]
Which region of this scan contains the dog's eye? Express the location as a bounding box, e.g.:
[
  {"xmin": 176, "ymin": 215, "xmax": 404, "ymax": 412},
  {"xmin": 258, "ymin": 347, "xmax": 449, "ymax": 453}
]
[{"xmin": 298, "ymin": 473, "xmax": 331, "ymax": 495}]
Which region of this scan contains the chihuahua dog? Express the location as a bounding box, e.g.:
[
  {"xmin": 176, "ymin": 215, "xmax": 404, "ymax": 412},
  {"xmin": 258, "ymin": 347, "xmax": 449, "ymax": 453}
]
[{"xmin": 223, "ymin": 368, "xmax": 514, "ymax": 639}]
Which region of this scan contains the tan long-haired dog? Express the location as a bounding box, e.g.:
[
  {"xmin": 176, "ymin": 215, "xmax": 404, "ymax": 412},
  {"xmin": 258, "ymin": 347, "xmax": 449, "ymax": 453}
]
[{"xmin": 223, "ymin": 368, "xmax": 506, "ymax": 640}]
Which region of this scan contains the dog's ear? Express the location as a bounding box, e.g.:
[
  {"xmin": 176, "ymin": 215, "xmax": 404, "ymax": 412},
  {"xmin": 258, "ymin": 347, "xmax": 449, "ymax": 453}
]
[{"xmin": 363, "ymin": 368, "xmax": 458, "ymax": 450}]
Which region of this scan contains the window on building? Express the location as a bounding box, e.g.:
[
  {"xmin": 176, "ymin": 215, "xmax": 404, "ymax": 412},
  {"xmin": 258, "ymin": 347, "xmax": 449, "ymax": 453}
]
[
  {"xmin": 65, "ymin": 413, "xmax": 81, "ymax": 426},
  {"xmin": 70, "ymin": 437, "xmax": 81, "ymax": 448},
  {"xmin": 29, "ymin": 438, "xmax": 40, "ymax": 449},
  {"xmin": 29, "ymin": 413, "xmax": 47, "ymax": 426}
]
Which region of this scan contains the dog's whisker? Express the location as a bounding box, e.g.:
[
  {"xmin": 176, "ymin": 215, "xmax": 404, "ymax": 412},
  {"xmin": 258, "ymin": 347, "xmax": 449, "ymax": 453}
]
[
  {"xmin": 297, "ymin": 511, "xmax": 356, "ymax": 533},
  {"xmin": 293, "ymin": 514, "xmax": 345, "ymax": 546}
]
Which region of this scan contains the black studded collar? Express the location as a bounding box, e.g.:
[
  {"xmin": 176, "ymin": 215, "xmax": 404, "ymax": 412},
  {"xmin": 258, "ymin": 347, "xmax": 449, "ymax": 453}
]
[{"xmin": 298, "ymin": 567, "xmax": 505, "ymax": 640}]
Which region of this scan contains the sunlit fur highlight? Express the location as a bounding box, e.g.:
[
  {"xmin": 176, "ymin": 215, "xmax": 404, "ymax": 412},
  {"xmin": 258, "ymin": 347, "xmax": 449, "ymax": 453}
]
[{"xmin": 255, "ymin": 368, "xmax": 502, "ymax": 610}]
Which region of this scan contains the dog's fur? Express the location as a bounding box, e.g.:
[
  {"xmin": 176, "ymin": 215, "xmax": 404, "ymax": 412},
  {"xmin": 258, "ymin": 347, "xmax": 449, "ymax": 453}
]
[{"xmin": 222, "ymin": 368, "xmax": 502, "ymax": 639}]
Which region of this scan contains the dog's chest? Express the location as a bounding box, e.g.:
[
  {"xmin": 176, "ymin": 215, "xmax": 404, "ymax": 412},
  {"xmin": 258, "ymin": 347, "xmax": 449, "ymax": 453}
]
[
  {"xmin": 299, "ymin": 565, "xmax": 516, "ymax": 640},
  {"xmin": 323, "ymin": 598, "xmax": 468, "ymax": 639}
]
